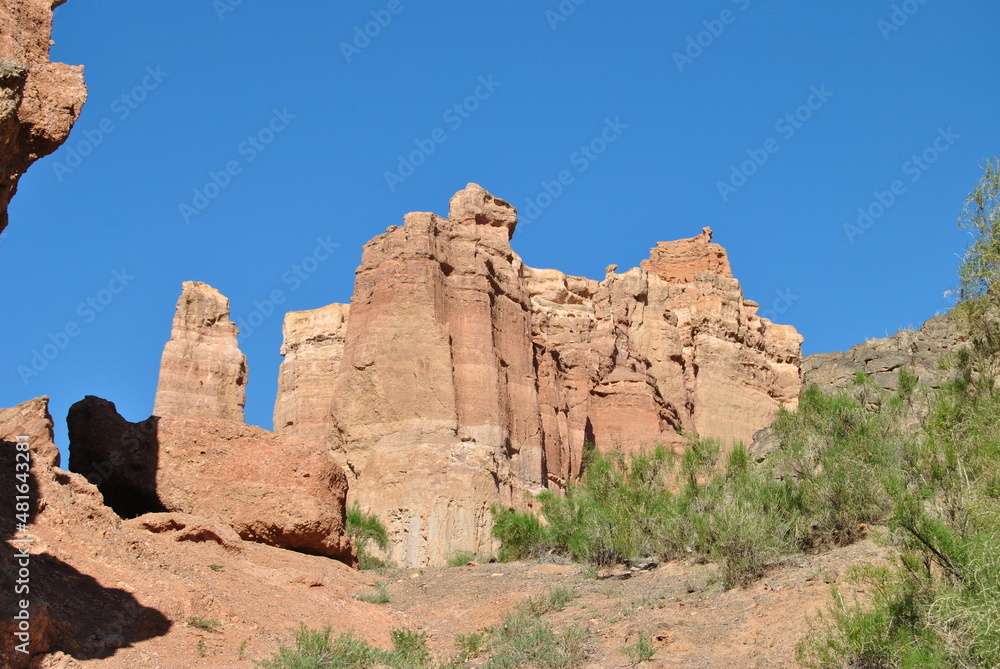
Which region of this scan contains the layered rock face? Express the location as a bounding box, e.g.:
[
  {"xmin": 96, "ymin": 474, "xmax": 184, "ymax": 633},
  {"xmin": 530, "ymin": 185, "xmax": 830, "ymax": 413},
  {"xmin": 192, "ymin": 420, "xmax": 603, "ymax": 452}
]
[
  {"xmin": 64, "ymin": 282, "xmax": 356, "ymax": 565},
  {"xmin": 802, "ymin": 313, "xmax": 963, "ymax": 393},
  {"xmin": 274, "ymin": 184, "xmax": 803, "ymax": 565},
  {"xmin": 153, "ymin": 281, "xmax": 248, "ymax": 422},
  {"xmin": 68, "ymin": 395, "xmax": 356, "ymax": 565},
  {"xmin": 0, "ymin": 0, "xmax": 87, "ymax": 233},
  {"xmin": 273, "ymin": 303, "xmax": 350, "ymax": 441}
]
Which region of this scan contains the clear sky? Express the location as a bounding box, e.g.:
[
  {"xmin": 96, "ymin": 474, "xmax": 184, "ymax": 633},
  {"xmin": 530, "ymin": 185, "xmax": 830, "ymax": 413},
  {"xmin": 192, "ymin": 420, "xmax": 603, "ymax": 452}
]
[{"xmin": 2, "ymin": 1, "xmax": 999, "ymax": 458}]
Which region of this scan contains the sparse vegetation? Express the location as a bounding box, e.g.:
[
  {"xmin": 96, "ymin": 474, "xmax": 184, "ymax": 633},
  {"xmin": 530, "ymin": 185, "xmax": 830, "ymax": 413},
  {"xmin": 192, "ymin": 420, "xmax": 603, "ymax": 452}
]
[
  {"xmin": 258, "ymin": 602, "xmax": 590, "ymax": 669},
  {"xmin": 208, "ymin": 564, "xmax": 224, "ymax": 572},
  {"xmin": 355, "ymin": 581, "xmax": 390, "ymax": 605},
  {"xmin": 623, "ymin": 632, "xmax": 656, "ymax": 665},
  {"xmin": 187, "ymin": 616, "xmax": 221, "ymax": 631},
  {"xmin": 256, "ymin": 624, "xmax": 435, "ymax": 669},
  {"xmin": 795, "ymin": 158, "xmax": 1000, "ymax": 669},
  {"xmin": 521, "ymin": 587, "xmax": 577, "ymax": 616},
  {"xmin": 197, "ymin": 639, "xmax": 207, "ymax": 657},
  {"xmin": 347, "ymin": 502, "xmax": 392, "ymax": 571},
  {"xmin": 493, "ymin": 382, "xmax": 909, "ymax": 589},
  {"xmin": 446, "ymin": 550, "xmax": 478, "ymax": 567}
]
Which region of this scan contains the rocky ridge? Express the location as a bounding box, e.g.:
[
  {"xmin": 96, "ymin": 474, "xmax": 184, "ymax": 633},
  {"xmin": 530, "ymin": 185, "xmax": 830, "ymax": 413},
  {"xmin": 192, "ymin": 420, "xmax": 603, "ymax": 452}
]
[{"xmin": 273, "ymin": 183, "xmax": 803, "ymax": 566}]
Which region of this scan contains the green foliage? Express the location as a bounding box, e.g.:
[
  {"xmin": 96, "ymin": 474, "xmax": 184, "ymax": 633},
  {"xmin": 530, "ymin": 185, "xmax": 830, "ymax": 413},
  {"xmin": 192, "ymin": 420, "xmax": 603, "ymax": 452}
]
[
  {"xmin": 491, "ymin": 375, "xmax": 920, "ymax": 589},
  {"xmin": 491, "ymin": 505, "xmax": 548, "ymax": 562},
  {"xmin": 355, "ymin": 581, "xmax": 390, "ymax": 605},
  {"xmin": 258, "ymin": 611, "xmax": 589, "ymax": 669},
  {"xmin": 623, "ymin": 632, "xmax": 656, "ymax": 665},
  {"xmin": 347, "ymin": 502, "xmax": 391, "ymax": 571},
  {"xmin": 256, "ymin": 624, "xmax": 434, "ymax": 669},
  {"xmin": 197, "ymin": 639, "xmax": 207, "ymax": 657},
  {"xmin": 955, "ymin": 157, "xmax": 1000, "ymax": 387},
  {"xmin": 187, "ymin": 616, "xmax": 220, "ymax": 631},
  {"xmin": 208, "ymin": 564, "xmax": 224, "ymax": 572},
  {"xmin": 520, "ymin": 587, "xmax": 578, "ymax": 616},
  {"xmin": 454, "ymin": 631, "xmax": 488, "ymax": 660},
  {"xmin": 482, "ymin": 612, "xmax": 588, "ymax": 669},
  {"xmin": 799, "ymin": 383, "xmax": 1000, "ymax": 667},
  {"xmin": 446, "ymin": 550, "xmax": 478, "ymax": 567}
]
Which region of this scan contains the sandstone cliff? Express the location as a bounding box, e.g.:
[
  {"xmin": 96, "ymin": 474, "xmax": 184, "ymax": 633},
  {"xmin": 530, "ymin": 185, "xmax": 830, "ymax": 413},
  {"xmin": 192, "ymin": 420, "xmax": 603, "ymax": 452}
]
[
  {"xmin": 0, "ymin": 0, "xmax": 86, "ymax": 233},
  {"xmin": 273, "ymin": 184, "xmax": 803, "ymax": 566},
  {"xmin": 153, "ymin": 281, "xmax": 248, "ymax": 422}
]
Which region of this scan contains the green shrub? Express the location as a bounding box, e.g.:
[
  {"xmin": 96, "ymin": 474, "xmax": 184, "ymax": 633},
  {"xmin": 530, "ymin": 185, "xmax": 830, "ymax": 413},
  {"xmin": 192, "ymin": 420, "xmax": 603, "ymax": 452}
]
[
  {"xmin": 446, "ymin": 550, "xmax": 478, "ymax": 567},
  {"xmin": 623, "ymin": 632, "xmax": 656, "ymax": 665},
  {"xmin": 347, "ymin": 502, "xmax": 391, "ymax": 571},
  {"xmin": 491, "ymin": 505, "xmax": 549, "ymax": 562},
  {"xmin": 355, "ymin": 581, "xmax": 390, "ymax": 605},
  {"xmin": 256, "ymin": 624, "xmax": 434, "ymax": 669},
  {"xmin": 187, "ymin": 616, "xmax": 220, "ymax": 631}
]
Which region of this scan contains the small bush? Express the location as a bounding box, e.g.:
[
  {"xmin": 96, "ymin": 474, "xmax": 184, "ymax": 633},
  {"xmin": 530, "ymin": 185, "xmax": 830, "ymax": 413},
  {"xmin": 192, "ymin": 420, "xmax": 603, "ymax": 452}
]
[
  {"xmin": 455, "ymin": 631, "xmax": 487, "ymax": 660},
  {"xmin": 446, "ymin": 550, "xmax": 478, "ymax": 567},
  {"xmin": 187, "ymin": 616, "xmax": 220, "ymax": 631},
  {"xmin": 355, "ymin": 581, "xmax": 390, "ymax": 605},
  {"xmin": 491, "ymin": 505, "xmax": 549, "ymax": 562},
  {"xmin": 347, "ymin": 502, "xmax": 391, "ymax": 571},
  {"xmin": 257, "ymin": 624, "xmax": 434, "ymax": 669},
  {"xmin": 623, "ymin": 632, "xmax": 656, "ymax": 665}
]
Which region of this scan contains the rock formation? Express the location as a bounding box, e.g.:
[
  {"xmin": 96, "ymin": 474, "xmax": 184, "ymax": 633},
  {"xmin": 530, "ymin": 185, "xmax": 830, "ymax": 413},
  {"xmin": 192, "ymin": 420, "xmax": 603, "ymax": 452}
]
[
  {"xmin": 0, "ymin": 396, "xmax": 386, "ymax": 668},
  {"xmin": 68, "ymin": 395, "xmax": 356, "ymax": 565},
  {"xmin": 802, "ymin": 313, "xmax": 963, "ymax": 393},
  {"xmin": 273, "ymin": 303, "xmax": 350, "ymax": 441},
  {"xmin": 273, "ymin": 183, "xmax": 803, "ymax": 565},
  {"xmin": 153, "ymin": 281, "xmax": 248, "ymax": 422},
  {"xmin": 0, "ymin": 0, "xmax": 87, "ymax": 233}
]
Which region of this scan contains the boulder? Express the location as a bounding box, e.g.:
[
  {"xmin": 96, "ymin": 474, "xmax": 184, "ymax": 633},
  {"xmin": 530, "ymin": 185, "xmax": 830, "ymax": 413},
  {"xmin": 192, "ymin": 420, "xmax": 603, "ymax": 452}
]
[{"xmin": 68, "ymin": 396, "xmax": 356, "ymax": 566}]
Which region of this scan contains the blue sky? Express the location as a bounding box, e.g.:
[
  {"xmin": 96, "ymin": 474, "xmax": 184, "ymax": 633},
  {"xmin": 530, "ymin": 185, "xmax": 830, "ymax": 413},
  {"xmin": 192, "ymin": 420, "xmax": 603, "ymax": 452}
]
[{"xmin": 2, "ymin": 1, "xmax": 999, "ymax": 457}]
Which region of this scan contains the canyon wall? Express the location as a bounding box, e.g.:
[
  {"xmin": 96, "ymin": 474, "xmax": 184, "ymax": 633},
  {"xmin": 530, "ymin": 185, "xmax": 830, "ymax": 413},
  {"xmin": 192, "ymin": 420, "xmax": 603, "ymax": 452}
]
[
  {"xmin": 274, "ymin": 184, "xmax": 803, "ymax": 565},
  {"xmin": 0, "ymin": 0, "xmax": 86, "ymax": 233}
]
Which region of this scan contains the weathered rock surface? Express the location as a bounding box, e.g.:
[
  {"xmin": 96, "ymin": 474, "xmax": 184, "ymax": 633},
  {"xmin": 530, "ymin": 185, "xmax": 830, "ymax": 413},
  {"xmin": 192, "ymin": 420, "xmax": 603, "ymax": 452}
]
[
  {"xmin": 0, "ymin": 394, "xmax": 59, "ymax": 468},
  {"xmin": 273, "ymin": 302, "xmax": 350, "ymax": 441},
  {"xmin": 802, "ymin": 313, "xmax": 963, "ymax": 393},
  {"xmin": 0, "ymin": 395, "xmax": 393, "ymax": 668},
  {"xmin": 68, "ymin": 395, "xmax": 356, "ymax": 565},
  {"xmin": 273, "ymin": 184, "xmax": 803, "ymax": 565},
  {"xmin": 0, "ymin": 0, "xmax": 87, "ymax": 234},
  {"xmin": 153, "ymin": 281, "xmax": 248, "ymax": 422}
]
